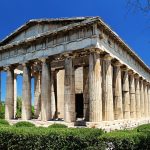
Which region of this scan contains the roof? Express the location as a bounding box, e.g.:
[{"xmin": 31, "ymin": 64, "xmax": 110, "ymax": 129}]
[
  {"xmin": 0, "ymin": 17, "xmax": 97, "ymax": 45},
  {"xmin": 0, "ymin": 16, "xmax": 149, "ymax": 76}
]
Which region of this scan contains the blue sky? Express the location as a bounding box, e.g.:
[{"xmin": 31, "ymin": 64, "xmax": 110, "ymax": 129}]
[{"xmin": 0, "ymin": 0, "xmax": 149, "ymax": 102}]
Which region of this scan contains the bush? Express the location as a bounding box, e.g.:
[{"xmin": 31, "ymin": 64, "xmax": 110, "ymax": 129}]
[
  {"xmin": 135, "ymin": 124, "xmax": 150, "ymax": 132},
  {"xmin": 0, "ymin": 119, "xmax": 9, "ymax": 126},
  {"xmin": 0, "ymin": 102, "xmax": 5, "ymax": 119},
  {"xmin": 101, "ymin": 130, "xmax": 140, "ymax": 150},
  {"xmin": 15, "ymin": 97, "xmax": 22, "ymax": 118},
  {"xmin": 14, "ymin": 121, "xmax": 35, "ymax": 128},
  {"xmin": 48, "ymin": 123, "xmax": 68, "ymax": 128},
  {"xmin": 0, "ymin": 127, "xmax": 105, "ymax": 150}
]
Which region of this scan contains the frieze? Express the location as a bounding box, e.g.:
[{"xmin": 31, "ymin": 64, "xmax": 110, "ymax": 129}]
[{"xmin": 98, "ymin": 30, "xmax": 150, "ymax": 81}]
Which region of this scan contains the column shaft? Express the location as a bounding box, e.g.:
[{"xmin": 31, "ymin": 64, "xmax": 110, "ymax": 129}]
[
  {"xmin": 113, "ymin": 62, "xmax": 123, "ymax": 120},
  {"xmin": 102, "ymin": 54, "xmax": 114, "ymax": 121},
  {"xmin": 14, "ymin": 75, "xmax": 17, "ymax": 118},
  {"xmin": 129, "ymin": 72, "xmax": 136, "ymax": 118},
  {"xmin": 57, "ymin": 70, "xmax": 64, "ymax": 119},
  {"xmin": 135, "ymin": 75, "xmax": 141, "ymax": 118},
  {"xmin": 51, "ymin": 70, "xmax": 56, "ymax": 119},
  {"xmin": 148, "ymin": 85, "xmax": 150, "ymax": 116},
  {"xmin": 5, "ymin": 67, "xmax": 14, "ymax": 119},
  {"xmin": 41, "ymin": 59, "xmax": 51, "ymax": 121},
  {"xmin": 140, "ymin": 80, "xmax": 144, "ymax": 117},
  {"xmin": 64, "ymin": 57, "xmax": 75, "ymax": 122},
  {"xmin": 22, "ymin": 64, "xmax": 31, "ymax": 120},
  {"xmin": 83, "ymin": 66, "xmax": 89, "ymax": 121},
  {"xmin": 34, "ymin": 72, "xmax": 41, "ymax": 119},
  {"xmin": 0, "ymin": 71, "xmax": 1, "ymax": 112},
  {"xmin": 144, "ymin": 82, "xmax": 148, "ymax": 117},
  {"xmin": 122, "ymin": 69, "xmax": 130, "ymax": 119}
]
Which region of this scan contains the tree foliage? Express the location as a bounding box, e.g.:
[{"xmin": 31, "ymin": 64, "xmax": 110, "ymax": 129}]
[{"xmin": 127, "ymin": 0, "xmax": 150, "ymax": 13}]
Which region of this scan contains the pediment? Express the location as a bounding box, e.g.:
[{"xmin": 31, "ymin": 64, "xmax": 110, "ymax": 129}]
[{"xmin": 0, "ymin": 17, "xmax": 92, "ymax": 46}]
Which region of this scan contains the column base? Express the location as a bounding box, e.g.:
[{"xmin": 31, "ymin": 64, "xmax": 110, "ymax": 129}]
[{"xmin": 7, "ymin": 118, "xmax": 150, "ymax": 132}]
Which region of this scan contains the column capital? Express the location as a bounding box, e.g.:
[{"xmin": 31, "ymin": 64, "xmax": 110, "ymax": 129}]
[
  {"xmin": 103, "ymin": 54, "xmax": 113, "ymax": 61},
  {"xmin": 61, "ymin": 52, "xmax": 76, "ymax": 59},
  {"xmin": 113, "ymin": 60, "xmax": 122, "ymax": 67},
  {"xmin": 39, "ymin": 57, "xmax": 48, "ymax": 63},
  {"xmin": 4, "ymin": 65, "xmax": 15, "ymax": 71},
  {"xmin": 143, "ymin": 80, "xmax": 148, "ymax": 85},
  {"xmin": 89, "ymin": 48, "xmax": 102, "ymax": 54},
  {"xmin": 128, "ymin": 70, "xmax": 135, "ymax": 75},
  {"xmin": 134, "ymin": 73, "xmax": 140, "ymax": 79},
  {"xmin": 121, "ymin": 66, "xmax": 129, "ymax": 72},
  {"xmin": 22, "ymin": 62, "xmax": 31, "ymax": 67},
  {"xmin": 140, "ymin": 77, "xmax": 144, "ymax": 81}
]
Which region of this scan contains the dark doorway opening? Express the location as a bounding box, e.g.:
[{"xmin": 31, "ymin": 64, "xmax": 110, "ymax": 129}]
[{"xmin": 75, "ymin": 94, "xmax": 83, "ymax": 118}]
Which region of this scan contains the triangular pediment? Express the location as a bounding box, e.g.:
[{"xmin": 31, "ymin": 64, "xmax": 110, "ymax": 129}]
[{"xmin": 0, "ymin": 17, "xmax": 95, "ymax": 46}]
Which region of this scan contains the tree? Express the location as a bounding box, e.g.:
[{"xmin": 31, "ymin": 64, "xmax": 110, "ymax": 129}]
[
  {"xmin": 127, "ymin": 0, "xmax": 150, "ymax": 13},
  {"xmin": 15, "ymin": 96, "xmax": 22, "ymax": 118}
]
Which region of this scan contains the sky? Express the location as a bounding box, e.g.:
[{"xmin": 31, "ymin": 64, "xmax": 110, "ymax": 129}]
[{"xmin": 0, "ymin": 0, "xmax": 149, "ymax": 102}]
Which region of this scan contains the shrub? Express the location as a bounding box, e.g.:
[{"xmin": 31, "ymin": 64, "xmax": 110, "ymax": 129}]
[
  {"xmin": 0, "ymin": 127, "xmax": 105, "ymax": 150},
  {"xmin": 100, "ymin": 129, "xmax": 150, "ymax": 150},
  {"xmin": 14, "ymin": 121, "xmax": 35, "ymax": 128},
  {"xmin": 0, "ymin": 119, "xmax": 9, "ymax": 126},
  {"xmin": 135, "ymin": 124, "xmax": 150, "ymax": 132},
  {"xmin": 48, "ymin": 123, "xmax": 68, "ymax": 128},
  {"xmin": 0, "ymin": 102, "xmax": 5, "ymax": 119},
  {"xmin": 15, "ymin": 97, "xmax": 22, "ymax": 118}
]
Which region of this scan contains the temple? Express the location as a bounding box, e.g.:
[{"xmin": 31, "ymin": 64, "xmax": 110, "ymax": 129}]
[{"xmin": 0, "ymin": 17, "xmax": 150, "ymax": 129}]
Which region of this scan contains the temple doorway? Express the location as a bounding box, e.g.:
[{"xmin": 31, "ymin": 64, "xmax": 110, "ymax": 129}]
[{"xmin": 75, "ymin": 93, "xmax": 83, "ymax": 118}]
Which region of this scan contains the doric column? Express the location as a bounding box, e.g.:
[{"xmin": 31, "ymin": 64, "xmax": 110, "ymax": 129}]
[
  {"xmin": 64, "ymin": 57, "xmax": 75, "ymax": 122},
  {"xmin": 5, "ymin": 67, "xmax": 14, "ymax": 120},
  {"xmin": 113, "ymin": 61, "xmax": 123, "ymax": 120},
  {"xmin": 41, "ymin": 58, "xmax": 51, "ymax": 121},
  {"xmin": 0, "ymin": 71, "xmax": 1, "ymax": 112},
  {"xmin": 34, "ymin": 71, "xmax": 41, "ymax": 119},
  {"xmin": 148, "ymin": 84, "xmax": 150, "ymax": 116},
  {"xmin": 144, "ymin": 81, "xmax": 148, "ymax": 117},
  {"xmin": 102, "ymin": 54, "xmax": 114, "ymax": 121},
  {"xmin": 135, "ymin": 74, "xmax": 141, "ymax": 118},
  {"xmin": 22, "ymin": 63, "xmax": 31, "ymax": 120},
  {"xmin": 14, "ymin": 74, "xmax": 17, "ymax": 118},
  {"xmin": 51, "ymin": 70, "xmax": 56, "ymax": 119},
  {"xmin": 57, "ymin": 70, "xmax": 65, "ymax": 119},
  {"xmin": 83, "ymin": 66, "xmax": 89, "ymax": 121},
  {"xmin": 122, "ymin": 67, "xmax": 130, "ymax": 119},
  {"xmin": 140, "ymin": 79, "xmax": 144, "ymax": 117},
  {"xmin": 129, "ymin": 70, "xmax": 136, "ymax": 118}
]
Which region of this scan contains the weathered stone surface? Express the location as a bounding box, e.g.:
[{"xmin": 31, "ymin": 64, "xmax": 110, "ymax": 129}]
[
  {"xmin": 102, "ymin": 54, "xmax": 114, "ymax": 121},
  {"xmin": 41, "ymin": 59, "xmax": 51, "ymax": 121},
  {"xmin": 34, "ymin": 72, "xmax": 41, "ymax": 119},
  {"xmin": 113, "ymin": 61, "xmax": 123, "ymax": 120},
  {"xmin": 51, "ymin": 70, "xmax": 56, "ymax": 119},
  {"xmin": 14, "ymin": 74, "xmax": 17, "ymax": 118},
  {"xmin": 1, "ymin": 17, "xmax": 150, "ymax": 127},
  {"xmin": 5, "ymin": 67, "xmax": 14, "ymax": 120},
  {"xmin": 144, "ymin": 82, "xmax": 148, "ymax": 118},
  {"xmin": 140, "ymin": 79, "xmax": 145, "ymax": 117},
  {"xmin": 57, "ymin": 70, "xmax": 65, "ymax": 119},
  {"xmin": 135, "ymin": 75, "xmax": 141, "ymax": 118},
  {"xmin": 89, "ymin": 53, "xmax": 102, "ymax": 122},
  {"xmin": 83, "ymin": 66, "xmax": 89, "ymax": 121},
  {"xmin": 22, "ymin": 64, "xmax": 31, "ymax": 120},
  {"xmin": 122, "ymin": 68, "xmax": 130, "ymax": 119},
  {"xmin": 64, "ymin": 57, "xmax": 75, "ymax": 122},
  {"xmin": 129, "ymin": 71, "xmax": 136, "ymax": 118}
]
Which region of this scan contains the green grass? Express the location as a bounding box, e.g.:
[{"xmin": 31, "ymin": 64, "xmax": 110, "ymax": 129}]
[
  {"xmin": 48, "ymin": 123, "xmax": 68, "ymax": 128},
  {"xmin": 14, "ymin": 121, "xmax": 35, "ymax": 128}
]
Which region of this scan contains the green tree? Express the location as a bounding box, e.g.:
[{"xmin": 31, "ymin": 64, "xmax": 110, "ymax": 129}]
[{"xmin": 15, "ymin": 96, "xmax": 22, "ymax": 118}]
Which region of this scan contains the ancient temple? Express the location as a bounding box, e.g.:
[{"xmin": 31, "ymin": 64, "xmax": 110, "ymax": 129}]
[{"xmin": 0, "ymin": 17, "xmax": 150, "ymax": 128}]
